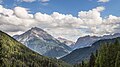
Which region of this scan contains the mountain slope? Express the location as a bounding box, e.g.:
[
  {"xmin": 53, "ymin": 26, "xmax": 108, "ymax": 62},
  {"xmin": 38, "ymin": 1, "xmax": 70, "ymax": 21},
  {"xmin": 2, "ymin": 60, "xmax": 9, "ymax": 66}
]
[
  {"xmin": 72, "ymin": 33, "xmax": 120, "ymax": 50},
  {"xmin": 0, "ymin": 30, "xmax": 72, "ymax": 67},
  {"xmin": 71, "ymin": 35, "xmax": 100, "ymax": 50},
  {"xmin": 74, "ymin": 38, "xmax": 120, "ymax": 67},
  {"xmin": 13, "ymin": 27, "xmax": 71, "ymax": 58},
  {"xmin": 57, "ymin": 37, "xmax": 75, "ymax": 46},
  {"xmin": 61, "ymin": 37, "xmax": 120, "ymax": 64}
]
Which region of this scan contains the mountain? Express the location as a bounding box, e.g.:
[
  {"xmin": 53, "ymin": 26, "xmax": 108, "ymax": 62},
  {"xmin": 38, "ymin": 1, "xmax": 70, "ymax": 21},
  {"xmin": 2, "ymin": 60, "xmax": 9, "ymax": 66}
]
[
  {"xmin": 0, "ymin": 30, "xmax": 72, "ymax": 67},
  {"xmin": 61, "ymin": 37, "xmax": 120, "ymax": 64},
  {"xmin": 13, "ymin": 27, "xmax": 72, "ymax": 58},
  {"xmin": 57, "ymin": 37, "xmax": 75, "ymax": 46},
  {"xmin": 71, "ymin": 35, "xmax": 100, "ymax": 50},
  {"xmin": 74, "ymin": 38, "xmax": 120, "ymax": 67},
  {"xmin": 72, "ymin": 33, "xmax": 120, "ymax": 50}
]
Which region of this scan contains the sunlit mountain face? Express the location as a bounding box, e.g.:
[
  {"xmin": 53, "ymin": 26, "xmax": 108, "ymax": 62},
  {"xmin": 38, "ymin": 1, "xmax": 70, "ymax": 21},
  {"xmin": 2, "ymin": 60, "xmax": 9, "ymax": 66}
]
[
  {"xmin": 1, "ymin": 0, "xmax": 120, "ymax": 67},
  {"xmin": 13, "ymin": 27, "xmax": 72, "ymax": 58}
]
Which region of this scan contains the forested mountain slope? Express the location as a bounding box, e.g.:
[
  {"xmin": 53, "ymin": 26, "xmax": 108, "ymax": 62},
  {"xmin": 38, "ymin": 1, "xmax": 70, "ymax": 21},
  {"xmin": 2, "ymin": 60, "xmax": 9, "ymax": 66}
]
[
  {"xmin": 0, "ymin": 30, "xmax": 72, "ymax": 67},
  {"xmin": 74, "ymin": 38, "xmax": 120, "ymax": 67},
  {"xmin": 61, "ymin": 37, "xmax": 120, "ymax": 64}
]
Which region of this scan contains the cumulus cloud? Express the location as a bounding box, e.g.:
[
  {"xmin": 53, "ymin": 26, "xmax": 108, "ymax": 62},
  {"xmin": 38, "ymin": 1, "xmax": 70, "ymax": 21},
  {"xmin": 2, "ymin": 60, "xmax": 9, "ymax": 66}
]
[
  {"xmin": 0, "ymin": 5, "xmax": 3, "ymax": 13},
  {"xmin": 0, "ymin": 5, "xmax": 120, "ymax": 41},
  {"xmin": 78, "ymin": 6, "xmax": 105, "ymax": 25},
  {"xmin": 0, "ymin": 5, "xmax": 34, "ymax": 35},
  {"xmin": 0, "ymin": 5, "xmax": 14, "ymax": 16},
  {"xmin": 14, "ymin": 7, "xmax": 33, "ymax": 19},
  {"xmin": 98, "ymin": 0, "xmax": 109, "ymax": 3}
]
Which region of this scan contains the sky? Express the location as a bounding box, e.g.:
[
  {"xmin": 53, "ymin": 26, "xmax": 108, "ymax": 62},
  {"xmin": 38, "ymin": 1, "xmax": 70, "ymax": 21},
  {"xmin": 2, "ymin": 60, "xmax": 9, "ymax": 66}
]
[{"xmin": 0, "ymin": 0, "xmax": 120, "ymax": 41}]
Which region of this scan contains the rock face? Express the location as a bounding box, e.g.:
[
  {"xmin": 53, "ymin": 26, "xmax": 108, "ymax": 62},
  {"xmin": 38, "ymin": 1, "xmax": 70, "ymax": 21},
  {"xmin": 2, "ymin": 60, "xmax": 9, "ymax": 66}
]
[
  {"xmin": 71, "ymin": 35, "xmax": 100, "ymax": 50},
  {"xmin": 72, "ymin": 33, "xmax": 120, "ymax": 50},
  {"xmin": 0, "ymin": 30, "xmax": 72, "ymax": 67},
  {"xmin": 13, "ymin": 27, "xmax": 72, "ymax": 58},
  {"xmin": 61, "ymin": 37, "xmax": 120, "ymax": 64},
  {"xmin": 57, "ymin": 37, "xmax": 75, "ymax": 46}
]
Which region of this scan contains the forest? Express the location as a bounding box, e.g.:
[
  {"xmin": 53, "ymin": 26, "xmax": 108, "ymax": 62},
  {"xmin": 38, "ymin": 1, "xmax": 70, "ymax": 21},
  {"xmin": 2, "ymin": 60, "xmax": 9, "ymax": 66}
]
[{"xmin": 74, "ymin": 39, "xmax": 120, "ymax": 67}]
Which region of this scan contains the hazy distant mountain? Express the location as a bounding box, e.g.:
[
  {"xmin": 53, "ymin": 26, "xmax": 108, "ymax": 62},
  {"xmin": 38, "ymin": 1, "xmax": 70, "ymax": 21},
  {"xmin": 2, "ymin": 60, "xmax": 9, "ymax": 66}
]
[
  {"xmin": 13, "ymin": 27, "xmax": 72, "ymax": 58},
  {"xmin": 57, "ymin": 37, "xmax": 75, "ymax": 46},
  {"xmin": 0, "ymin": 30, "xmax": 72, "ymax": 67},
  {"xmin": 61, "ymin": 37, "xmax": 120, "ymax": 64},
  {"xmin": 71, "ymin": 35, "xmax": 100, "ymax": 50},
  {"xmin": 71, "ymin": 33, "xmax": 120, "ymax": 50}
]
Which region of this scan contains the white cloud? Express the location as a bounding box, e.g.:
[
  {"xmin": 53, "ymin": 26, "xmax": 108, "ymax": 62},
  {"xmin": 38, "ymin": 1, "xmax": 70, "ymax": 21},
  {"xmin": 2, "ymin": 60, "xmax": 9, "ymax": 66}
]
[
  {"xmin": 40, "ymin": 0, "xmax": 50, "ymax": 2},
  {"xmin": 22, "ymin": 0, "xmax": 36, "ymax": 2},
  {"xmin": 98, "ymin": 0, "xmax": 109, "ymax": 3},
  {"xmin": 78, "ymin": 6, "xmax": 105, "ymax": 25},
  {"xmin": 14, "ymin": 7, "xmax": 33, "ymax": 19},
  {"xmin": 0, "ymin": 5, "xmax": 3, "ymax": 13},
  {"xmin": 0, "ymin": 5, "xmax": 120, "ymax": 41},
  {"xmin": 35, "ymin": 12, "xmax": 52, "ymax": 22},
  {"xmin": 95, "ymin": 6, "xmax": 105, "ymax": 12}
]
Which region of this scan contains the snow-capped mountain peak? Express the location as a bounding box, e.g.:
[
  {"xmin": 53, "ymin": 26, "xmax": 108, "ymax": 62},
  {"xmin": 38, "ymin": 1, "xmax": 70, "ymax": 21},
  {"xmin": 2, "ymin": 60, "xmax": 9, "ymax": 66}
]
[{"xmin": 13, "ymin": 27, "xmax": 72, "ymax": 58}]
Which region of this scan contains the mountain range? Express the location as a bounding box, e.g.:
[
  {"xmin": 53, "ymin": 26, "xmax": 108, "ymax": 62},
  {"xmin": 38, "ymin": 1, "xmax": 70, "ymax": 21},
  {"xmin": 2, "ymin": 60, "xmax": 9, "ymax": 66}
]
[
  {"xmin": 71, "ymin": 33, "xmax": 120, "ymax": 50},
  {"xmin": 13, "ymin": 27, "xmax": 120, "ymax": 61},
  {"xmin": 1, "ymin": 29, "xmax": 120, "ymax": 67},
  {"xmin": 1, "ymin": 27, "xmax": 120, "ymax": 66},
  {"xmin": 13, "ymin": 27, "xmax": 72, "ymax": 58},
  {"xmin": 61, "ymin": 37, "xmax": 120, "ymax": 64}
]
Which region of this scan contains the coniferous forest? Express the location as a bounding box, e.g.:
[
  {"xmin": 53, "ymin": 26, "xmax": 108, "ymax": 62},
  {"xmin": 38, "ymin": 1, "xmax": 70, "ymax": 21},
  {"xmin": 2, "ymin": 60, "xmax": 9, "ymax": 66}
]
[{"xmin": 74, "ymin": 39, "xmax": 120, "ymax": 67}]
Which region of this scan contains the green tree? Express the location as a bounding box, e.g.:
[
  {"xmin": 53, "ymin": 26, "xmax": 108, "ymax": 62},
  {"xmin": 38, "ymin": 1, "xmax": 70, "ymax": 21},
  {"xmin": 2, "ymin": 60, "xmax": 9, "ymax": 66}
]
[
  {"xmin": 89, "ymin": 53, "xmax": 95, "ymax": 67},
  {"xmin": 115, "ymin": 51, "xmax": 120, "ymax": 67}
]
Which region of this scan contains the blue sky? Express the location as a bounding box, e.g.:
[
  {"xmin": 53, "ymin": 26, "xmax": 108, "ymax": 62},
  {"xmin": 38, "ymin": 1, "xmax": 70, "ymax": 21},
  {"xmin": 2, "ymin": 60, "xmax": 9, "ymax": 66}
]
[{"xmin": 0, "ymin": 0, "xmax": 120, "ymax": 17}]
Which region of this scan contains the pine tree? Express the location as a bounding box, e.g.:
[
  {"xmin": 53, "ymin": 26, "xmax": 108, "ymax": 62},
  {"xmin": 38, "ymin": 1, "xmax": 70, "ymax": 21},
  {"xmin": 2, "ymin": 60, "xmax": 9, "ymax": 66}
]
[
  {"xmin": 81, "ymin": 61, "xmax": 85, "ymax": 67},
  {"xmin": 115, "ymin": 39, "xmax": 119, "ymax": 46},
  {"xmin": 99, "ymin": 43, "xmax": 109, "ymax": 67},
  {"xmin": 95, "ymin": 50, "xmax": 98, "ymax": 57},
  {"xmin": 89, "ymin": 53, "xmax": 95, "ymax": 67},
  {"xmin": 115, "ymin": 51, "xmax": 120, "ymax": 67}
]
